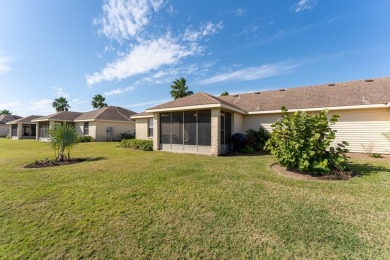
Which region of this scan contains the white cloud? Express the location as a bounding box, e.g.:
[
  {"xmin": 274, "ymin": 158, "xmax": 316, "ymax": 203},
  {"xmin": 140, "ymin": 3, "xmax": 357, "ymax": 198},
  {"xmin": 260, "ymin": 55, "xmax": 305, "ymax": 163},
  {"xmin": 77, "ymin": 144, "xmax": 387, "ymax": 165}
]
[
  {"xmin": 0, "ymin": 55, "xmax": 12, "ymax": 74},
  {"xmin": 183, "ymin": 21, "xmax": 223, "ymax": 42},
  {"xmin": 54, "ymin": 87, "xmax": 69, "ymax": 98},
  {"xmin": 104, "ymin": 88, "xmax": 123, "ymax": 96},
  {"xmin": 124, "ymin": 86, "xmax": 135, "ymax": 91},
  {"xmin": 292, "ymin": 0, "xmax": 318, "ymax": 13},
  {"xmin": 94, "ymin": 0, "xmax": 164, "ymax": 43},
  {"xmin": 86, "ymin": 35, "xmax": 202, "ymax": 85},
  {"xmin": 125, "ymin": 99, "xmax": 170, "ymax": 108},
  {"xmin": 199, "ymin": 62, "xmax": 298, "ymax": 84},
  {"xmin": 234, "ymin": 8, "xmax": 246, "ymax": 17}
]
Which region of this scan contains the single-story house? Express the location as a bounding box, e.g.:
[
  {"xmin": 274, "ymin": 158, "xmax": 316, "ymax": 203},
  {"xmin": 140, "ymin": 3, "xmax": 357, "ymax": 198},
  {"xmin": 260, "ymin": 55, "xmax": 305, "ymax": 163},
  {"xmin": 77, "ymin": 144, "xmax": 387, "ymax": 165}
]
[
  {"xmin": 0, "ymin": 115, "xmax": 22, "ymax": 137},
  {"xmin": 131, "ymin": 76, "xmax": 390, "ymax": 155},
  {"xmin": 73, "ymin": 106, "xmax": 136, "ymax": 141},
  {"xmin": 6, "ymin": 115, "xmax": 43, "ymax": 139},
  {"xmin": 31, "ymin": 106, "xmax": 136, "ymax": 142}
]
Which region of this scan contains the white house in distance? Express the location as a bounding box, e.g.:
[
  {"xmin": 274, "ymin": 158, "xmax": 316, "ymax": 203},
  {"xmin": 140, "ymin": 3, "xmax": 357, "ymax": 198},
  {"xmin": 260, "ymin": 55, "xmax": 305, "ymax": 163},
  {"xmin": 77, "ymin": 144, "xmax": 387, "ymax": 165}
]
[
  {"xmin": 0, "ymin": 115, "xmax": 22, "ymax": 137},
  {"xmin": 31, "ymin": 106, "xmax": 136, "ymax": 142},
  {"xmin": 131, "ymin": 76, "xmax": 390, "ymax": 155},
  {"xmin": 6, "ymin": 115, "xmax": 42, "ymax": 139}
]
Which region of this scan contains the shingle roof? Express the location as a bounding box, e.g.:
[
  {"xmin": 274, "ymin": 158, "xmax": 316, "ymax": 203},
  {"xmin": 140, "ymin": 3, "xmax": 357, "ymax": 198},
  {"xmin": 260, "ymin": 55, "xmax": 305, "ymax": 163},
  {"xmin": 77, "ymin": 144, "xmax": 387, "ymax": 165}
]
[
  {"xmin": 0, "ymin": 115, "xmax": 22, "ymax": 124},
  {"xmin": 74, "ymin": 106, "xmax": 136, "ymax": 122},
  {"xmin": 147, "ymin": 92, "xmax": 242, "ymax": 111},
  {"xmin": 6, "ymin": 115, "xmax": 43, "ymax": 124},
  {"xmin": 146, "ymin": 77, "xmax": 390, "ymax": 113},
  {"xmin": 33, "ymin": 111, "xmax": 83, "ymax": 122},
  {"xmin": 130, "ymin": 111, "xmax": 153, "ymax": 118}
]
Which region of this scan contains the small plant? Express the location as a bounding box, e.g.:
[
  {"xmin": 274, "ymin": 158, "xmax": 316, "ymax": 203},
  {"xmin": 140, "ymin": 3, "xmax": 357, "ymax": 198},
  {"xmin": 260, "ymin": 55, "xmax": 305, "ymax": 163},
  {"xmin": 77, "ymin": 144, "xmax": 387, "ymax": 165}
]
[
  {"xmin": 242, "ymin": 145, "xmax": 256, "ymax": 154},
  {"xmin": 5, "ymin": 134, "xmax": 10, "ymax": 139},
  {"xmin": 49, "ymin": 123, "xmax": 78, "ymax": 161},
  {"xmin": 265, "ymin": 107, "xmax": 349, "ymax": 175},
  {"xmin": 121, "ymin": 131, "xmax": 135, "ymax": 140},
  {"xmin": 361, "ymin": 143, "xmax": 375, "ymax": 156},
  {"xmin": 120, "ymin": 139, "xmax": 153, "ymax": 151},
  {"xmin": 245, "ymin": 127, "xmax": 270, "ymax": 151},
  {"xmin": 76, "ymin": 135, "xmax": 95, "ymax": 142},
  {"xmin": 371, "ymin": 153, "xmax": 382, "ymax": 158}
]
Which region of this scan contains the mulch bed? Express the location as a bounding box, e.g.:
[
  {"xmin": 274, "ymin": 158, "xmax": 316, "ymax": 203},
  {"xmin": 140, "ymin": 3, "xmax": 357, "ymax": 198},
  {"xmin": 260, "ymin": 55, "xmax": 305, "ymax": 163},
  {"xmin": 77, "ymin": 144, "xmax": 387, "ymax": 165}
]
[
  {"xmin": 24, "ymin": 158, "xmax": 87, "ymax": 168},
  {"xmin": 271, "ymin": 163, "xmax": 358, "ymax": 181}
]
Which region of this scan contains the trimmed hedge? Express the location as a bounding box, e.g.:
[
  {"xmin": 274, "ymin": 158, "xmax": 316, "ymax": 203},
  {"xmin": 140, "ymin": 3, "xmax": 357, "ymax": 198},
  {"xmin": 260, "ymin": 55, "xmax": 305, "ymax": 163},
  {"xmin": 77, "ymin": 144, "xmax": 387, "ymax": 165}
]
[
  {"xmin": 76, "ymin": 136, "xmax": 95, "ymax": 142},
  {"xmin": 120, "ymin": 139, "xmax": 153, "ymax": 151}
]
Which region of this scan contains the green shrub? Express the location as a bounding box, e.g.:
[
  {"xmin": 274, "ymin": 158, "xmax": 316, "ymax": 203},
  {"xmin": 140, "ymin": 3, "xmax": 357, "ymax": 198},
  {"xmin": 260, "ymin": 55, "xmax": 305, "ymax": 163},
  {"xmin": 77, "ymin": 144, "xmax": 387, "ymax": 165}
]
[
  {"xmin": 76, "ymin": 135, "xmax": 95, "ymax": 142},
  {"xmin": 121, "ymin": 131, "xmax": 135, "ymax": 140},
  {"xmin": 242, "ymin": 145, "xmax": 256, "ymax": 154},
  {"xmin": 5, "ymin": 134, "xmax": 10, "ymax": 139},
  {"xmin": 265, "ymin": 107, "xmax": 349, "ymax": 175},
  {"xmin": 120, "ymin": 139, "xmax": 153, "ymax": 151},
  {"xmin": 245, "ymin": 127, "xmax": 270, "ymax": 151},
  {"xmin": 370, "ymin": 153, "xmax": 382, "ymax": 158}
]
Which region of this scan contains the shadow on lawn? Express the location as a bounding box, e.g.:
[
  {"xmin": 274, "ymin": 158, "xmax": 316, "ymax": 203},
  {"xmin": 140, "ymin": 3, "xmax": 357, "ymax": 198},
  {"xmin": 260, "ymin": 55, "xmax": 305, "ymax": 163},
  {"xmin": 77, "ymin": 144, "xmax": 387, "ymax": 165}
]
[
  {"xmin": 85, "ymin": 156, "xmax": 107, "ymax": 162},
  {"xmin": 349, "ymin": 163, "xmax": 389, "ymax": 177}
]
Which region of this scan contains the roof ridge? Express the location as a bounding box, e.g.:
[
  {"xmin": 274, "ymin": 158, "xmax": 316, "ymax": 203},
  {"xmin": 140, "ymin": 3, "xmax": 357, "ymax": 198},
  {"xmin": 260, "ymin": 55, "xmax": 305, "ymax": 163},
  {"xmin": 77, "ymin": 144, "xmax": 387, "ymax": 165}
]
[{"xmin": 92, "ymin": 106, "xmax": 110, "ymax": 119}]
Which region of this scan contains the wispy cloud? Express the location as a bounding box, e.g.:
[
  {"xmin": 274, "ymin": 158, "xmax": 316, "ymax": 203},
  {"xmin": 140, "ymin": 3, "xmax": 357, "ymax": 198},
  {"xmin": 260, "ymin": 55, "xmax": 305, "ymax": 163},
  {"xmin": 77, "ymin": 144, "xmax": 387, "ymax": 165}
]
[
  {"xmin": 183, "ymin": 21, "xmax": 223, "ymax": 42},
  {"xmin": 234, "ymin": 8, "xmax": 246, "ymax": 17},
  {"xmin": 199, "ymin": 62, "xmax": 298, "ymax": 84},
  {"xmin": 292, "ymin": 0, "xmax": 318, "ymax": 13},
  {"xmin": 87, "ymin": 35, "xmax": 202, "ymax": 85},
  {"xmin": 0, "ymin": 55, "xmax": 12, "ymax": 74},
  {"xmin": 125, "ymin": 99, "xmax": 170, "ymax": 108},
  {"xmin": 93, "ymin": 0, "xmax": 164, "ymax": 43},
  {"xmin": 104, "ymin": 85, "xmax": 136, "ymax": 96},
  {"xmin": 54, "ymin": 87, "xmax": 69, "ymax": 98}
]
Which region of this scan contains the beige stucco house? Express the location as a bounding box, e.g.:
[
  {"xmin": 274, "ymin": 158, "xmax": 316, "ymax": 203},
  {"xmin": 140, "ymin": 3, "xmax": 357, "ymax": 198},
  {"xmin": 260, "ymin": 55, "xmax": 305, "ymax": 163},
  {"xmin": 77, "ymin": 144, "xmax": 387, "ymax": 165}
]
[
  {"xmin": 0, "ymin": 115, "xmax": 22, "ymax": 137},
  {"xmin": 31, "ymin": 106, "xmax": 136, "ymax": 142},
  {"xmin": 131, "ymin": 77, "xmax": 390, "ymax": 155},
  {"xmin": 6, "ymin": 115, "xmax": 42, "ymax": 139}
]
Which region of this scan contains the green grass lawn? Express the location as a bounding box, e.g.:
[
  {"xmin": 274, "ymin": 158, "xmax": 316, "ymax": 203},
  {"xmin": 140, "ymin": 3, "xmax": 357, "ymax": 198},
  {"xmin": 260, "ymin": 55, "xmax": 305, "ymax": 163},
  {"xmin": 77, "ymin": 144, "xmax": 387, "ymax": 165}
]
[{"xmin": 0, "ymin": 138, "xmax": 389, "ymax": 258}]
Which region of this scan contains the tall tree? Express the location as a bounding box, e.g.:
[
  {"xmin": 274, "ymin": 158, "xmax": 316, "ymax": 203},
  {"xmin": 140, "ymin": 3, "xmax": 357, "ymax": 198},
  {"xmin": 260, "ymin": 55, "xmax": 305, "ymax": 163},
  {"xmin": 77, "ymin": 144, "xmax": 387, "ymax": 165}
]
[
  {"xmin": 170, "ymin": 78, "xmax": 193, "ymax": 100},
  {"xmin": 91, "ymin": 94, "xmax": 108, "ymax": 109},
  {"xmin": 52, "ymin": 97, "xmax": 71, "ymax": 112},
  {"xmin": 0, "ymin": 109, "xmax": 11, "ymax": 115},
  {"xmin": 221, "ymin": 91, "xmax": 229, "ymax": 96}
]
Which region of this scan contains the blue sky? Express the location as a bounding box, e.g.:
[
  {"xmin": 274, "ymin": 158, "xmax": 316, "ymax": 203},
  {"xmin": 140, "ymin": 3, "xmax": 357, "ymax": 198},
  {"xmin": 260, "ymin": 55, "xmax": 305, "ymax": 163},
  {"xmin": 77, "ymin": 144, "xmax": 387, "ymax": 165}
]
[{"xmin": 0, "ymin": 0, "xmax": 389, "ymax": 116}]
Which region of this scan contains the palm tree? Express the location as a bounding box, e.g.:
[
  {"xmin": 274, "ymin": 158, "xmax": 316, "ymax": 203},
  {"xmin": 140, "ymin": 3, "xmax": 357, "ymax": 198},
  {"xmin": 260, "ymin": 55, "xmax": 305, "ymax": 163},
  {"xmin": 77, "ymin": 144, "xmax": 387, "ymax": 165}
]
[
  {"xmin": 221, "ymin": 91, "xmax": 229, "ymax": 96},
  {"xmin": 0, "ymin": 109, "xmax": 11, "ymax": 115},
  {"xmin": 49, "ymin": 123, "xmax": 78, "ymax": 161},
  {"xmin": 91, "ymin": 94, "xmax": 108, "ymax": 109},
  {"xmin": 170, "ymin": 78, "xmax": 193, "ymax": 100},
  {"xmin": 52, "ymin": 97, "xmax": 71, "ymax": 112}
]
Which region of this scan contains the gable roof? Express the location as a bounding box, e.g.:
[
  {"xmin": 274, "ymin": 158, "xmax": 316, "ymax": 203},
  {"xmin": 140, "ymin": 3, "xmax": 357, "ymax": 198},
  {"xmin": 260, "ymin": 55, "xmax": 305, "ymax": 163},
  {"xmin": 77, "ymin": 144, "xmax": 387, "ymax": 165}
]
[
  {"xmin": 74, "ymin": 106, "xmax": 136, "ymax": 122},
  {"xmin": 145, "ymin": 77, "xmax": 390, "ymax": 114},
  {"xmin": 130, "ymin": 111, "xmax": 153, "ymax": 119},
  {"xmin": 32, "ymin": 111, "xmax": 84, "ymax": 122},
  {"xmin": 146, "ymin": 92, "xmax": 245, "ymax": 113},
  {"xmin": 6, "ymin": 115, "xmax": 43, "ymax": 124},
  {"xmin": 0, "ymin": 115, "xmax": 22, "ymax": 124}
]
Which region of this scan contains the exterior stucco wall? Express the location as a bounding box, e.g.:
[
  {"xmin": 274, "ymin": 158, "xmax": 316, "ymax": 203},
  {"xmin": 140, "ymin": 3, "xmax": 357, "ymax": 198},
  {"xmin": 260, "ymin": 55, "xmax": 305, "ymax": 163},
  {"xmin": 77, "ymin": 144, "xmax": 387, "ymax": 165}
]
[
  {"xmin": 135, "ymin": 118, "xmax": 153, "ymax": 140},
  {"xmin": 75, "ymin": 121, "xmax": 97, "ymax": 139},
  {"xmin": 233, "ymin": 112, "xmax": 244, "ymax": 134},
  {"xmin": 211, "ymin": 108, "xmax": 220, "ymax": 156},
  {"xmin": 243, "ymin": 107, "xmax": 390, "ymax": 154},
  {"xmin": 94, "ymin": 121, "xmax": 135, "ymax": 141},
  {"xmin": 0, "ymin": 125, "xmax": 9, "ymax": 137},
  {"xmin": 153, "ymin": 113, "xmax": 160, "ymax": 151}
]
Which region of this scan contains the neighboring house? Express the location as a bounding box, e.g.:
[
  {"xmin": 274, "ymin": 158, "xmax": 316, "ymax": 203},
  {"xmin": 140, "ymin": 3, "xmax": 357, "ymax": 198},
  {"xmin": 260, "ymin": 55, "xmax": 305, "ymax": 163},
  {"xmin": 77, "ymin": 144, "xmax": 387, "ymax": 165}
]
[
  {"xmin": 32, "ymin": 111, "xmax": 83, "ymax": 141},
  {"xmin": 0, "ymin": 115, "xmax": 22, "ymax": 137},
  {"xmin": 6, "ymin": 115, "xmax": 43, "ymax": 139},
  {"xmin": 131, "ymin": 76, "xmax": 390, "ymax": 155},
  {"xmin": 74, "ymin": 106, "xmax": 136, "ymax": 141},
  {"xmin": 30, "ymin": 106, "xmax": 136, "ymax": 142}
]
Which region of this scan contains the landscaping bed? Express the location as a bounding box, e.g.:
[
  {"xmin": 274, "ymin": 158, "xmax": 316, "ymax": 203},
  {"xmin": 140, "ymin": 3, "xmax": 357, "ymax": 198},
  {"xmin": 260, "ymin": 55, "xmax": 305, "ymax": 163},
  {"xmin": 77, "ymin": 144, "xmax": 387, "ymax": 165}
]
[{"xmin": 24, "ymin": 158, "xmax": 87, "ymax": 168}]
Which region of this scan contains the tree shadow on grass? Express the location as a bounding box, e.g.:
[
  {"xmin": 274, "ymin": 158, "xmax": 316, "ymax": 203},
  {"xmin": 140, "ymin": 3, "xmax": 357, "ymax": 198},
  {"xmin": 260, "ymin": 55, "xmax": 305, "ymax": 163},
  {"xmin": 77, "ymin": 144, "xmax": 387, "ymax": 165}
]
[
  {"xmin": 85, "ymin": 156, "xmax": 107, "ymax": 162},
  {"xmin": 348, "ymin": 163, "xmax": 389, "ymax": 177}
]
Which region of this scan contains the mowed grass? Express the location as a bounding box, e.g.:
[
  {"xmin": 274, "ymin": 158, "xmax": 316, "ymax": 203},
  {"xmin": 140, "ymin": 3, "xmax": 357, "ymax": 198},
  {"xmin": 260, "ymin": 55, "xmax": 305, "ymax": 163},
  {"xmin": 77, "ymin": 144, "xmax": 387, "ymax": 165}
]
[{"xmin": 0, "ymin": 139, "xmax": 389, "ymax": 259}]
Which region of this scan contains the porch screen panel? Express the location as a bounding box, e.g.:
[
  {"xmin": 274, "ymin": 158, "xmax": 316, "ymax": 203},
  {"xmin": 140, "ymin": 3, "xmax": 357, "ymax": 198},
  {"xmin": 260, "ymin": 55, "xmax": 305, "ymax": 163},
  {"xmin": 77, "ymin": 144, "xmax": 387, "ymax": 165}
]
[
  {"xmin": 39, "ymin": 122, "xmax": 49, "ymax": 138},
  {"xmin": 198, "ymin": 110, "xmax": 211, "ymax": 146},
  {"xmin": 225, "ymin": 112, "xmax": 232, "ymax": 145},
  {"xmin": 31, "ymin": 125, "xmax": 36, "ymax": 136},
  {"xmin": 171, "ymin": 112, "xmax": 183, "ymax": 144},
  {"xmin": 11, "ymin": 124, "xmax": 17, "ymax": 136},
  {"xmin": 184, "ymin": 111, "xmax": 196, "ymax": 145},
  {"xmin": 160, "ymin": 113, "xmax": 171, "ymax": 144}
]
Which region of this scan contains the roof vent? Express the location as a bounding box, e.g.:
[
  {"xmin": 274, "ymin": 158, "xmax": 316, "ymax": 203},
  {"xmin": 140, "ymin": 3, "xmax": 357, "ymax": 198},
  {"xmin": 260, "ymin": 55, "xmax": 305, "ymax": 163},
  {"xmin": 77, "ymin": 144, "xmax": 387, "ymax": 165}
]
[
  {"xmin": 255, "ymin": 92, "xmax": 261, "ymax": 94},
  {"xmin": 365, "ymin": 79, "xmax": 374, "ymax": 82},
  {"xmin": 328, "ymin": 83, "xmax": 336, "ymax": 86},
  {"xmin": 279, "ymin": 89, "xmax": 285, "ymax": 92},
  {"xmin": 233, "ymin": 94, "xmax": 239, "ymax": 97}
]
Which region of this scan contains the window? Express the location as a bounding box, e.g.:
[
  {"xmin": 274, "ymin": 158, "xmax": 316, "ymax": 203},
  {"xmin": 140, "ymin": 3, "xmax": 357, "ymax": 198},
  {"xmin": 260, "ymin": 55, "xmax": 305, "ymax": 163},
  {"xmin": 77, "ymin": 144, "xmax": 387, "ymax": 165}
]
[
  {"xmin": 84, "ymin": 122, "xmax": 89, "ymax": 135},
  {"xmin": 148, "ymin": 118, "xmax": 153, "ymax": 137},
  {"xmin": 39, "ymin": 122, "xmax": 49, "ymax": 138},
  {"xmin": 159, "ymin": 110, "xmax": 211, "ymax": 146},
  {"xmin": 11, "ymin": 124, "xmax": 17, "ymax": 137}
]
